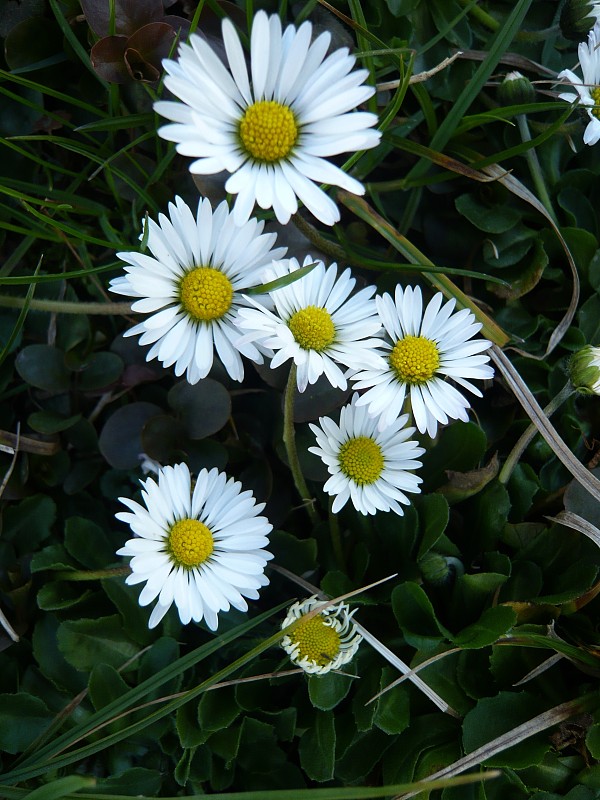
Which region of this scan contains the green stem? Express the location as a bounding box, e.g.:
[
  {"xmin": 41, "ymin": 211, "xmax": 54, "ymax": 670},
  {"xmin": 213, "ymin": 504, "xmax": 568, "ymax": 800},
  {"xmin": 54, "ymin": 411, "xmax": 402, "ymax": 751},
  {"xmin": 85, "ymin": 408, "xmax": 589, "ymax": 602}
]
[
  {"xmin": 499, "ymin": 381, "xmax": 574, "ymax": 484},
  {"xmin": 516, "ymin": 114, "xmax": 557, "ymax": 224},
  {"xmin": 0, "ymin": 295, "xmax": 132, "ymax": 315},
  {"xmin": 456, "ymin": 0, "xmax": 499, "ymax": 30},
  {"xmin": 328, "ymin": 497, "xmax": 346, "ymax": 571},
  {"xmin": 291, "ymin": 212, "xmax": 348, "ymax": 263},
  {"xmin": 283, "ymin": 364, "xmax": 319, "ymax": 525},
  {"xmin": 54, "ymin": 566, "xmax": 131, "ymax": 581}
]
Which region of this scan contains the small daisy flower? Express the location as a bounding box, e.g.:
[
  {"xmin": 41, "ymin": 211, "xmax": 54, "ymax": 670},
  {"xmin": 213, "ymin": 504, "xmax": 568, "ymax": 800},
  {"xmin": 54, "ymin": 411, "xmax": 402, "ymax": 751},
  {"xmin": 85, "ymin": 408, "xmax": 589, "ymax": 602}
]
[
  {"xmin": 116, "ymin": 462, "xmax": 273, "ymax": 630},
  {"xmin": 281, "ymin": 595, "xmax": 362, "ymax": 675},
  {"xmin": 236, "ymin": 256, "xmax": 383, "ymax": 392},
  {"xmin": 109, "ymin": 196, "xmax": 286, "ymax": 384},
  {"xmin": 309, "ymin": 393, "xmax": 424, "ymax": 515},
  {"xmin": 154, "ymin": 10, "xmax": 381, "ymax": 226},
  {"xmin": 557, "ymin": 23, "xmax": 600, "ymax": 146},
  {"xmin": 351, "ymin": 285, "xmax": 494, "ymax": 437},
  {"xmin": 569, "ymin": 344, "xmax": 600, "ymax": 394}
]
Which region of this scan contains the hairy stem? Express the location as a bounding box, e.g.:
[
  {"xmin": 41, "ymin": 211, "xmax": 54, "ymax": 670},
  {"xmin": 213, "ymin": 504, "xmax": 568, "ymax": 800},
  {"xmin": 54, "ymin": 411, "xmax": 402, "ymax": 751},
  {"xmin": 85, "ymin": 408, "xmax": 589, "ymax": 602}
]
[
  {"xmin": 0, "ymin": 295, "xmax": 132, "ymax": 315},
  {"xmin": 283, "ymin": 364, "xmax": 319, "ymax": 525}
]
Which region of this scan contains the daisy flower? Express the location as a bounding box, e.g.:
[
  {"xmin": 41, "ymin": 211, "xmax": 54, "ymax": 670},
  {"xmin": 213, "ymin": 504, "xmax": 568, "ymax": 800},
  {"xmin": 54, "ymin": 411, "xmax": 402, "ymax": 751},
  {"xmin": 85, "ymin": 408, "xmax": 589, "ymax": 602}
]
[
  {"xmin": 557, "ymin": 23, "xmax": 600, "ymax": 146},
  {"xmin": 109, "ymin": 196, "xmax": 286, "ymax": 384},
  {"xmin": 281, "ymin": 595, "xmax": 362, "ymax": 675},
  {"xmin": 309, "ymin": 393, "xmax": 424, "ymax": 515},
  {"xmin": 351, "ymin": 285, "xmax": 494, "ymax": 437},
  {"xmin": 116, "ymin": 462, "xmax": 273, "ymax": 630},
  {"xmin": 154, "ymin": 10, "xmax": 381, "ymax": 226},
  {"xmin": 569, "ymin": 344, "xmax": 600, "ymax": 394},
  {"xmin": 236, "ymin": 256, "xmax": 383, "ymax": 392}
]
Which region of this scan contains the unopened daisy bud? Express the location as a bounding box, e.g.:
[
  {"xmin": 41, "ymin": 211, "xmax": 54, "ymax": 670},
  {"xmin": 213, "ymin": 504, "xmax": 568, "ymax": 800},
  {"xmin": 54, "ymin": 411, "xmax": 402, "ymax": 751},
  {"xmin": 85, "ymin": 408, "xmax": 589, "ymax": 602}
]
[
  {"xmin": 560, "ymin": 0, "xmax": 600, "ymax": 40},
  {"xmin": 498, "ymin": 71, "xmax": 535, "ymax": 106},
  {"xmin": 419, "ymin": 553, "xmax": 463, "ymax": 587},
  {"xmin": 569, "ymin": 345, "xmax": 600, "ymax": 394},
  {"xmin": 281, "ymin": 596, "xmax": 362, "ymax": 675}
]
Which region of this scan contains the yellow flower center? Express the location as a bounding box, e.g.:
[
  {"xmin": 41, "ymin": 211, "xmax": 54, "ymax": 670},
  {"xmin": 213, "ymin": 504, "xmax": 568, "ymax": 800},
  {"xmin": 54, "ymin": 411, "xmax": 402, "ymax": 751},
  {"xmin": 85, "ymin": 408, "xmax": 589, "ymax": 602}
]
[
  {"xmin": 591, "ymin": 86, "xmax": 600, "ymax": 119},
  {"xmin": 288, "ymin": 615, "xmax": 341, "ymax": 667},
  {"xmin": 338, "ymin": 436, "xmax": 384, "ymax": 485},
  {"xmin": 239, "ymin": 100, "xmax": 298, "ymax": 162},
  {"xmin": 288, "ymin": 306, "xmax": 335, "ymax": 352},
  {"xmin": 167, "ymin": 518, "xmax": 214, "ymax": 568},
  {"xmin": 389, "ymin": 335, "xmax": 440, "ymax": 384},
  {"xmin": 179, "ymin": 267, "xmax": 233, "ymax": 323}
]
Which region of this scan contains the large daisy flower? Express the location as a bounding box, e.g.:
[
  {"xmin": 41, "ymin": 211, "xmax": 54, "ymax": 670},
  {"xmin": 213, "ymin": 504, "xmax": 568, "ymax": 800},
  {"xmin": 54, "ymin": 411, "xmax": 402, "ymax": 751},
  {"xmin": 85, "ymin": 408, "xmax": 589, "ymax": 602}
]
[
  {"xmin": 116, "ymin": 462, "xmax": 273, "ymax": 630},
  {"xmin": 351, "ymin": 285, "xmax": 494, "ymax": 437},
  {"xmin": 281, "ymin": 595, "xmax": 362, "ymax": 675},
  {"xmin": 236, "ymin": 256, "xmax": 383, "ymax": 392},
  {"xmin": 109, "ymin": 196, "xmax": 286, "ymax": 384},
  {"xmin": 557, "ymin": 23, "xmax": 600, "ymax": 146},
  {"xmin": 153, "ymin": 10, "xmax": 381, "ymax": 226},
  {"xmin": 309, "ymin": 393, "xmax": 424, "ymax": 515}
]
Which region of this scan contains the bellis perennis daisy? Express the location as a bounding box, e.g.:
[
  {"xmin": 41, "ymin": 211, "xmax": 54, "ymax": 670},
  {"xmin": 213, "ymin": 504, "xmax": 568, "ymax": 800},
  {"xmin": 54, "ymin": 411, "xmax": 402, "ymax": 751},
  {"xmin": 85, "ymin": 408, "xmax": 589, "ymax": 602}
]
[
  {"xmin": 281, "ymin": 595, "xmax": 362, "ymax": 675},
  {"xmin": 558, "ymin": 23, "xmax": 600, "ymax": 145},
  {"xmin": 309, "ymin": 393, "xmax": 424, "ymax": 516},
  {"xmin": 116, "ymin": 463, "xmax": 273, "ymax": 630},
  {"xmin": 154, "ymin": 10, "xmax": 381, "ymax": 226},
  {"xmin": 236, "ymin": 256, "xmax": 383, "ymax": 392},
  {"xmin": 351, "ymin": 285, "xmax": 494, "ymax": 438},
  {"xmin": 110, "ymin": 196, "xmax": 285, "ymax": 384}
]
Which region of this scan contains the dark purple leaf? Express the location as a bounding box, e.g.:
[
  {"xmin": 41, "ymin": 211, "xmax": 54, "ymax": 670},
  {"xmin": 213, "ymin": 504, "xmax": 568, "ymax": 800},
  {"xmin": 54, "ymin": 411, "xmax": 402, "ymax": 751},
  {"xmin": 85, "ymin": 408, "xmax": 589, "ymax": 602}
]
[
  {"xmin": 90, "ymin": 35, "xmax": 129, "ymax": 83},
  {"xmin": 80, "ymin": 0, "xmax": 163, "ymax": 37}
]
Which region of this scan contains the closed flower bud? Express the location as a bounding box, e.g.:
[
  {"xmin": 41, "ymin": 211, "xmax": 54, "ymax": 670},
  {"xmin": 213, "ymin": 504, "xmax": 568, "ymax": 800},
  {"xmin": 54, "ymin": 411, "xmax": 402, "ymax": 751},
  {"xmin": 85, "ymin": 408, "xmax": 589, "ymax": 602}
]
[
  {"xmin": 498, "ymin": 71, "xmax": 536, "ymax": 105},
  {"xmin": 419, "ymin": 553, "xmax": 464, "ymax": 587},
  {"xmin": 569, "ymin": 345, "xmax": 600, "ymax": 395},
  {"xmin": 560, "ymin": 0, "xmax": 600, "ymax": 40}
]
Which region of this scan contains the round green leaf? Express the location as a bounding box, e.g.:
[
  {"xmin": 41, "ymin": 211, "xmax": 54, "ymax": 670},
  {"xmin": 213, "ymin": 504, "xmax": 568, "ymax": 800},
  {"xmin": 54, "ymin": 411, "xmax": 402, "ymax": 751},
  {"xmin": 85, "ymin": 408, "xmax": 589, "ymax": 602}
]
[
  {"xmin": 168, "ymin": 378, "xmax": 231, "ymax": 438},
  {"xmin": 0, "ymin": 693, "xmax": 53, "ymax": 753},
  {"xmin": 98, "ymin": 401, "xmax": 162, "ymax": 469},
  {"xmin": 15, "ymin": 344, "xmax": 70, "ymax": 393}
]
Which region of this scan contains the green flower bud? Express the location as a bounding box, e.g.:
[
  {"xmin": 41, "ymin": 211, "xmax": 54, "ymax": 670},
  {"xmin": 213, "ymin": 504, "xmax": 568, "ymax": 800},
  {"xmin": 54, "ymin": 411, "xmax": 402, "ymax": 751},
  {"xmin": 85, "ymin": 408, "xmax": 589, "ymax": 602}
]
[
  {"xmin": 560, "ymin": 0, "xmax": 600, "ymax": 40},
  {"xmin": 419, "ymin": 553, "xmax": 464, "ymax": 587},
  {"xmin": 497, "ymin": 71, "xmax": 536, "ymax": 106},
  {"xmin": 569, "ymin": 345, "xmax": 600, "ymax": 395}
]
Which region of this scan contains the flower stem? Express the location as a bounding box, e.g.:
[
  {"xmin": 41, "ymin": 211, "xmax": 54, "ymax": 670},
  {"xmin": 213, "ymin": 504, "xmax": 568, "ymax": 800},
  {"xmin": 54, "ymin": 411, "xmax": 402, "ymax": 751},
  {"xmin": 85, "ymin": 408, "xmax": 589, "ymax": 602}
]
[
  {"xmin": 0, "ymin": 295, "xmax": 132, "ymax": 315},
  {"xmin": 291, "ymin": 212, "xmax": 348, "ymax": 263},
  {"xmin": 516, "ymin": 114, "xmax": 557, "ymax": 224},
  {"xmin": 283, "ymin": 364, "xmax": 319, "ymax": 525},
  {"xmin": 328, "ymin": 497, "xmax": 346, "ymax": 571},
  {"xmin": 54, "ymin": 566, "xmax": 131, "ymax": 581},
  {"xmin": 456, "ymin": 0, "xmax": 499, "ymax": 31},
  {"xmin": 499, "ymin": 381, "xmax": 574, "ymax": 484}
]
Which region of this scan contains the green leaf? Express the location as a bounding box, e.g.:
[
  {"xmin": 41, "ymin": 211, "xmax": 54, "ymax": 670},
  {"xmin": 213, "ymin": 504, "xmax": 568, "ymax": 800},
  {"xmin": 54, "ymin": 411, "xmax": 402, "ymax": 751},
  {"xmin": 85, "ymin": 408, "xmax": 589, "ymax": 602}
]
[
  {"xmin": 27, "ymin": 411, "xmax": 82, "ymax": 434},
  {"xmin": 455, "ymin": 193, "xmax": 521, "ymax": 233},
  {"xmin": 420, "ymin": 422, "xmax": 487, "ymax": 487},
  {"xmin": 98, "ymin": 402, "xmax": 162, "ymax": 469},
  {"xmin": 89, "ymin": 663, "xmax": 130, "ymax": 712},
  {"xmin": 64, "ymin": 516, "xmax": 114, "ymax": 569},
  {"xmin": 3, "ymin": 495, "xmax": 56, "ymax": 552},
  {"xmin": 198, "ymin": 686, "xmax": 240, "ymax": 733},
  {"xmin": 299, "ymin": 710, "xmax": 336, "ymax": 782},
  {"xmin": 374, "ymin": 668, "xmax": 410, "ymax": 735},
  {"xmin": 452, "ymin": 606, "xmax": 516, "ymax": 649},
  {"xmin": 0, "ymin": 693, "xmax": 53, "ymax": 754},
  {"xmin": 37, "ymin": 581, "xmax": 94, "ymax": 611},
  {"xmin": 308, "ymin": 669, "xmax": 355, "ymax": 711},
  {"xmin": 392, "ymin": 582, "xmax": 449, "ymax": 649},
  {"xmin": 416, "ymin": 493, "xmax": 449, "ymax": 559},
  {"xmin": 168, "ymin": 379, "xmax": 232, "ymax": 439},
  {"xmin": 57, "ymin": 615, "xmax": 138, "ymax": 671},
  {"xmin": 93, "ymin": 767, "xmax": 162, "ymax": 796},
  {"xmin": 22, "ymin": 776, "xmax": 95, "ymax": 800},
  {"xmin": 15, "ymin": 344, "xmax": 70, "ymax": 392},
  {"xmin": 586, "ymin": 723, "xmax": 600, "ymax": 759}
]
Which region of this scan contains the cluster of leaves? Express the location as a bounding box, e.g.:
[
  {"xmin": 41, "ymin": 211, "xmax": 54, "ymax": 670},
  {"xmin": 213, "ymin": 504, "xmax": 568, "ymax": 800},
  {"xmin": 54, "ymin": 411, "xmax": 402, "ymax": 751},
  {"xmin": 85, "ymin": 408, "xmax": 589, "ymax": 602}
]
[{"xmin": 1, "ymin": 0, "xmax": 600, "ymax": 799}]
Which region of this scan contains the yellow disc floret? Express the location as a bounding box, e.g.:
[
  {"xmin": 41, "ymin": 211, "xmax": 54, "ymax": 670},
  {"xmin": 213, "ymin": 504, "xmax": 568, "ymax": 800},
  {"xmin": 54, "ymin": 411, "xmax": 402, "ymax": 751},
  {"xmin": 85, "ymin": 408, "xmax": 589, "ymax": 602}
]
[
  {"xmin": 288, "ymin": 306, "xmax": 335, "ymax": 352},
  {"xmin": 591, "ymin": 86, "xmax": 600, "ymax": 119},
  {"xmin": 239, "ymin": 100, "xmax": 298, "ymax": 162},
  {"xmin": 338, "ymin": 436, "xmax": 384, "ymax": 485},
  {"xmin": 167, "ymin": 518, "xmax": 214, "ymax": 568},
  {"xmin": 389, "ymin": 335, "xmax": 440, "ymax": 384},
  {"xmin": 287, "ymin": 614, "xmax": 341, "ymax": 667},
  {"xmin": 179, "ymin": 267, "xmax": 233, "ymax": 322}
]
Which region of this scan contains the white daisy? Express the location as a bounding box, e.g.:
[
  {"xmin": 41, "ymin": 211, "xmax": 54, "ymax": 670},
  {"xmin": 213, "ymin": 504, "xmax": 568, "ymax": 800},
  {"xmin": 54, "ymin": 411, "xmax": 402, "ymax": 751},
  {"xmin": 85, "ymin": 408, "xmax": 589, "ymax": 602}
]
[
  {"xmin": 351, "ymin": 285, "xmax": 494, "ymax": 437},
  {"xmin": 309, "ymin": 393, "xmax": 424, "ymax": 515},
  {"xmin": 235, "ymin": 256, "xmax": 383, "ymax": 393},
  {"xmin": 109, "ymin": 196, "xmax": 286, "ymax": 384},
  {"xmin": 569, "ymin": 344, "xmax": 600, "ymax": 394},
  {"xmin": 116, "ymin": 462, "xmax": 273, "ymax": 630},
  {"xmin": 281, "ymin": 595, "xmax": 362, "ymax": 675},
  {"xmin": 558, "ymin": 23, "xmax": 600, "ymax": 145},
  {"xmin": 154, "ymin": 10, "xmax": 381, "ymax": 226}
]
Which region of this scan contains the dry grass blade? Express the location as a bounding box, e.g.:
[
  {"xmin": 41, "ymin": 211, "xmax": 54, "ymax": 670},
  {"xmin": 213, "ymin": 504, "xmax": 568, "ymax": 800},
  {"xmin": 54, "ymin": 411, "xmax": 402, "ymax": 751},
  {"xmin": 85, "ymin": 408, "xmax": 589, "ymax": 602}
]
[
  {"xmin": 547, "ymin": 511, "xmax": 600, "ymax": 549},
  {"xmin": 512, "ymin": 653, "xmax": 563, "ymax": 686},
  {"xmin": 366, "ymin": 648, "xmax": 462, "ymax": 705},
  {"xmin": 377, "ymin": 52, "xmax": 463, "ymax": 91}
]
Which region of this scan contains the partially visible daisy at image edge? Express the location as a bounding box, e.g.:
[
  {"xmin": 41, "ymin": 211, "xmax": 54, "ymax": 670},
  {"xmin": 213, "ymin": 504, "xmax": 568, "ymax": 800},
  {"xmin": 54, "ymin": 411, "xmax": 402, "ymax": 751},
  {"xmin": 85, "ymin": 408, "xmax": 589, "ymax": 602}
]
[
  {"xmin": 109, "ymin": 195, "xmax": 286, "ymax": 384},
  {"xmin": 557, "ymin": 23, "xmax": 600, "ymax": 145},
  {"xmin": 116, "ymin": 462, "xmax": 273, "ymax": 630},
  {"xmin": 309, "ymin": 393, "xmax": 424, "ymax": 516},
  {"xmin": 351, "ymin": 285, "xmax": 494, "ymax": 438},
  {"xmin": 154, "ymin": 10, "xmax": 381, "ymax": 226},
  {"xmin": 281, "ymin": 595, "xmax": 362, "ymax": 675},
  {"xmin": 235, "ymin": 256, "xmax": 383, "ymax": 393}
]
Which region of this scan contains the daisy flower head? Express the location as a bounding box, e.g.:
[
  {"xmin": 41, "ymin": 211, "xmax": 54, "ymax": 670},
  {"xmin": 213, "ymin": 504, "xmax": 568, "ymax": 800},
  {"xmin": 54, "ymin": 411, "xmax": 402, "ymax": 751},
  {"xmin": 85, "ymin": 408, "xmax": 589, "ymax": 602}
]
[
  {"xmin": 569, "ymin": 344, "xmax": 600, "ymax": 394},
  {"xmin": 116, "ymin": 462, "xmax": 273, "ymax": 630},
  {"xmin": 235, "ymin": 256, "xmax": 383, "ymax": 393},
  {"xmin": 110, "ymin": 196, "xmax": 286, "ymax": 384},
  {"xmin": 309, "ymin": 393, "xmax": 424, "ymax": 515},
  {"xmin": 351, "ymin": 285, "xmax": 494, "ymax": 438},
  {"xmin": 557, "ymin": 23, "xmax": 600, "ymax": 145},
  {"xmin": 153, "ymin": 10, "xmax": 381, "ymax": 226},
  {"xmin": 281, "ymin": 595, "xmax": 362, "ymax": 675}
]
